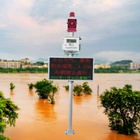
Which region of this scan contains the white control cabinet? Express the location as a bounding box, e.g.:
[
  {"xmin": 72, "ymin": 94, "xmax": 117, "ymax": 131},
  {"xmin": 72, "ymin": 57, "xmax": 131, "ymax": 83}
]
[{"xmin": 62, "ymin": 36, "xmax": 81, "ymax": 51}]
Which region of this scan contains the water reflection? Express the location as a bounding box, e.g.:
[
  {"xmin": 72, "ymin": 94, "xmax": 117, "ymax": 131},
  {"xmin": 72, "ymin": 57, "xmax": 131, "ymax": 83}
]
[
  {"xmin": 28, "ymin": 89, "xmax": 34, "ymax": 96},
  {"xmin": 73, "ymin": 96, "xmax": 83, "ymax": 105},
  {"xmin": 105, "ymin": 131, "xmax": 139, "ymax": 140},
  {"xmin": 10, "ymin": 90, "xmax": 14, "ymax": 96},
  {"xmin": 73, "ymin": 94, "xmax": 92, "ymax": 105},
  {"xmin": 35, "ymin": 99, "xmax": 57, "ymax": 122},
  {"xmin": 96, "ymin": 95, "xmax": 100, "ymax": 106}
]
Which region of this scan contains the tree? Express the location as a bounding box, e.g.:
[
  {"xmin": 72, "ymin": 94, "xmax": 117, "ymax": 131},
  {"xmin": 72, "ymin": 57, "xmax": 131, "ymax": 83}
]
[
  {"xmin": 10, "ymin": 83, "xmax": 15, "ymax": 91},
  {"xmin": 100, "ymin": 84, "xmax": 140, "ymax": 135},
  {"xmin": 82, "ymin": 82, "xmax": 92, "ymax": 94},
  {"xmin": 73, "ymin": 84, "xmax": 83, "ymax": 96},
  {"xmin": 0, "ymin": 91, "xmax": 19, "ymax": 139},
  {"xmin": 35, "ymin": 61, "xmax": 44, "ymax": 66},
  {"xmin": 28, "ymin": 83, "xmax": 34, "ymax": 90},
  {"xmin": 64, "ymin": 82, "xmax": 92, "ymax": 96},
  {"xmin": 48, "ymin": 85, "xmax": 59, "ymax": 104},
  {"xmin": 34, "ymin": 79, "xmax": 59, "ymax": 104},
  {"xmin": 63, "ymin": 85, "xmax": 69, "ymax": 91},
  {"xmin": 0, "ymin": 135, "xmax": 9, "ymax": 140}
]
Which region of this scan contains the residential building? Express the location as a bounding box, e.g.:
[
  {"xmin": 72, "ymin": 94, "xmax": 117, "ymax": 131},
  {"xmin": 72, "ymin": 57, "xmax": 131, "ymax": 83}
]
[
  {"xmin": 0, "ymin": 58, "xmax": 30, "ymax": 68},
  {"xmin": 21, "ymin": 58, "xmax": 30, "ymax": 64},
  {"xmin": 94, "ymin": 64, "xmax": 110, "ymax": 69},
  {"xmin": 0, "ymin": 61, "xmax": 21, "ymax": 68},
  {"xmin": 0, "ymin": 58, "xmax": 48, "ymax": 68},
  {"xmin": 129, "ymin": 62, "xmax": 140, "ymax": 70}
]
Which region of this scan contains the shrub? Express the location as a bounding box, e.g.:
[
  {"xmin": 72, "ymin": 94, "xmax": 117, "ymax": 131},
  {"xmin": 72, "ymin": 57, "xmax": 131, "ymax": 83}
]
[
  {"xmin": 82, "ymin": 82, "xmax": 92, "ymax": 94},
  {"xmin": 28, "ymin": 83, "xmax": 34, "ymax": 90},
  {"xmin": 73, "ymin": 85, "xmax": 83, "ymax": 96},
  {"xmin": 34, "ymin": 79, "xmax": 59, "ymax": 104},
  {"xmin": 100, "ymin": 84, "xmax": 140, "ymax": 135},
  {"xmin": 63, "ymin": 85, "xmax": 69, "ymax": 91},
  {"xmin": 0, "ymin": 135, "xmax": 10, "ymax": 140},
  {"xmin": 0, "ymin": 91, "xmax": 19, "ymax": 139},
  {"xmin": 34, "ymin": 79, "xmax": 53, "ymax": 99},
  {"xmin": 64, "ymin": 82, "xmax": 92, "ymax": 96},
  {"xmin": 10, "ymin": 83, "xmax": 15, "ymax": 91},
  {"xmin": 48, "ymin": 85, "xmax": 59, "ymax": 104}
]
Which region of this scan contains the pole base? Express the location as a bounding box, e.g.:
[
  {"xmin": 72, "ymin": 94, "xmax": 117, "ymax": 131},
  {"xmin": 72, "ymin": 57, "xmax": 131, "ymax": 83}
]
[{"xmin": 65, "ymin": 129, "xmax": 75, "ymax": 135}]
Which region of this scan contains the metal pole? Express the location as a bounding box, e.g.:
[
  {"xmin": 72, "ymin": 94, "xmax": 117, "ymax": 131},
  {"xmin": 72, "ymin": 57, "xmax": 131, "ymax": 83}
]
[
  {"xmin": 65, "ymin": 80, "xmax": 74, "ymax": 134},
  {"xmin": 65, "ymin": 31, "xmax": 75, "ymax": 134},
  {"xmin": 97, "ymin": 84, "xmax": 99, "ymax": 96}
]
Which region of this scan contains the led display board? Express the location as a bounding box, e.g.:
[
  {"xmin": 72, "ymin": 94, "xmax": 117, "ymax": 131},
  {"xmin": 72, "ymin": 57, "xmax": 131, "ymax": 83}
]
[{"xmin": 48, "ymin": 57, "xmax": 94, "ymax": 80}]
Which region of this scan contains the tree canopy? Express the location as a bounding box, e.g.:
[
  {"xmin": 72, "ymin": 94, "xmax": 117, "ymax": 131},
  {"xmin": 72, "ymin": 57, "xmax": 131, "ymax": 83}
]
[
  {"xmin": 100, "ymin": 85, "xmax": 140, "ymax": 135},
  {"xmin": 0, "ymin": 91, "xmax": 19, "ymax": 139}
]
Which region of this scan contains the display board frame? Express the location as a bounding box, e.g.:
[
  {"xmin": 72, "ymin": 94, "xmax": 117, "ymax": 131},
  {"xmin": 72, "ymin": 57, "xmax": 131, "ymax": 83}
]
[{"xmin": 48, "ymin": 57, "xmax": 94, "ymax": 80}]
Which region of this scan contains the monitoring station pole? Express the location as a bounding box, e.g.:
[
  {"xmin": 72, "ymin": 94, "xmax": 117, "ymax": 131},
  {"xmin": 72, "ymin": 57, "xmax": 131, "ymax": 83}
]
[{"xmin": 62, "ymin": 12, "xmax": 81, "ymax": 134}]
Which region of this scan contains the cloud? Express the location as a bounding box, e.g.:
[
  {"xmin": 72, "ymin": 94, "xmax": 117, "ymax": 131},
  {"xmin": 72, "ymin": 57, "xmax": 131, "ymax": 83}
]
[
  {"xmin": 0, "ymin": 0, "xmax": 139, "ymax": 61},
  {"xmin": 94, "ymin": 51, "xmax": 140, "ymax": 62},
  {"xmin": 0, "ymin": 0, "xmax": 67, "ymax": 47}
]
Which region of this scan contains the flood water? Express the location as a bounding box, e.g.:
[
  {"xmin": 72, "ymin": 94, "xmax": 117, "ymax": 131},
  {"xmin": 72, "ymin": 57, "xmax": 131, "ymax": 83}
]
[{"xmin": 0, "ymin": 74, "xmax": 139, "ymax": 140}]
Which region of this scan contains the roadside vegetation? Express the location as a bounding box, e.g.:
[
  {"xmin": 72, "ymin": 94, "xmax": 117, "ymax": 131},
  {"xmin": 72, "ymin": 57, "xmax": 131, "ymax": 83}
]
[{"xmin": 100, "ymin": 84, "xmax": 140, "ymax": 135}]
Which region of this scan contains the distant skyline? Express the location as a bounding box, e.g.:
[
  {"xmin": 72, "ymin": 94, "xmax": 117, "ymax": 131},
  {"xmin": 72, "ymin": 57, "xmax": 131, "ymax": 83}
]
[{"xmin": 0, "ymin": 0, "xmax": 140, "ymax": 63}]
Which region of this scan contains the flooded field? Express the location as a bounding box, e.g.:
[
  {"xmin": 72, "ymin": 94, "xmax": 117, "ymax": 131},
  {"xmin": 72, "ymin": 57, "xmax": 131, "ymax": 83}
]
[{"xmin": 0, "ymin": 74, "xmax": 139, "ymax": 140}]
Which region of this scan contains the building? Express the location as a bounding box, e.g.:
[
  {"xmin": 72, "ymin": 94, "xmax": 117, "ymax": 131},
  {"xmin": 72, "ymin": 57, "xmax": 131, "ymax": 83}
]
[
  {"xmin": 0, "ymin": 58, "xmax": 48, "ymax": 69},
  {"xmin": 0, "ymin": 61, "xmax": 21, "ymax": 68},
  {"xmin": 129, "ymin": 62, "xmax": 140, "ymax": 70},
  {"xmin": 0, "ymin": 58, "xmax": 30, "ymax": 68},
  {"xmin": 21, "ymin": 58, "xmax": 30, "ymax": 64},
  {"xmin": 94, "ymin": 64, "xmax": 110, "ymax": 69}
]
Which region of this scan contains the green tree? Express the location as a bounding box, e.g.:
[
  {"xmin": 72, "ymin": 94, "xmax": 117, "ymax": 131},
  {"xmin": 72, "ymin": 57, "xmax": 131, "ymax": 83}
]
[
  {"xmin": 48, "ymin": 85, "xmax": 59, "ymax": 104},
  {"xmin": 0, "ymin": 135, "xmax": 9, "ymax": 140},
  {"xmin": 73, "ymin": 85, "xmax": 83, "ymax": 96},
  {"xmin": 100, "ymin": 85, "xmax": 140, "ymax": 135},
  {"xmin": 0, "ymin": 91, "xmax": 19, "ymax": 139},
  {"xmin": 28, "ymin": 83, "xmax": 34, "ymax": 90},
  {"xmin": 34, "ymin": 79, "xmax": 59, "ymax": 104},
  {"xmin": 82, "ymin": 82, "xmax": 92, "ymax": 94},
  {"xmin": 36, "ymin": 61, "xmax": 44, "ymax": 66},
  {"xmin": 64, "ymin": 82, "xmax": 92, "ymax": 96},
  {"xmin": 10, "ymin": 83, "xmax": 15, "ymax": 91},
  {"xmin": 63, "ymin": 85, "xmax": 69, "ymax": 91}
]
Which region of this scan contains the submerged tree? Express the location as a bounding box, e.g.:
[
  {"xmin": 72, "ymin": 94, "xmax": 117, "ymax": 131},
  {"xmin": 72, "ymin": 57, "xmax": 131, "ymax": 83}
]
[
  {"xmin": 73, "ymin": 84, "xmax": 83, "ymax": 96},
  {"xmin": 48, "ymin": 85, "xmax": 59, "ymax": 104},
  {"xmin": 28, "ymin": 83, "xmax": 34, "ymax": 90},
  {"xmin": 100, "ymin": 84, "xmax": 140, "ymax": 135},
  {"xmin": 63, "ymin": 85, "xmax": 69, "ymax": 91},
  {"xmin": 0, "ymin": 91, "xmax": 19, "ymax": 139},
  {"xmin": 10, "ymin": 83, "xmax": 15, "ymax": 91},
  {"xmin": 82, "ymin": 82, "xmax": 92, "ymax": 94},
  {"xmin": 34, "ymin": 79, "xmax": 59, "ymax": 104},
  {"xmin": 34, "ymin": 79, "xmax": 52, "ymax": 99},
  {"xmin": 64, "ymin": 82, "xmax": 92, "ymax": 96}
]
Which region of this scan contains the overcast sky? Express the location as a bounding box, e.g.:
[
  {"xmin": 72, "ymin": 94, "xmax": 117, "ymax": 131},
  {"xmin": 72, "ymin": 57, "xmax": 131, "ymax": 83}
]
[{"xmin": 0, "ymin": 0, "xmax": 140, "ymax": 63}]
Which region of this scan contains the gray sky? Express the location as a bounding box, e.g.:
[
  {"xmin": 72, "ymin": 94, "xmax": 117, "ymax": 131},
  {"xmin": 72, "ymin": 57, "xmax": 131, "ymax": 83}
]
[{"xmin": 0, "ymin": 0, "xmax": 140, "ymax": 63}]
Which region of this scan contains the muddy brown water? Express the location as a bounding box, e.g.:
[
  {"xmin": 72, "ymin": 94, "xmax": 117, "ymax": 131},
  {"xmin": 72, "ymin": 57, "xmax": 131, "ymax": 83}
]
[{"xmin": 0, "ymin": 74, "xmax": 139, "ymax": 140}]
